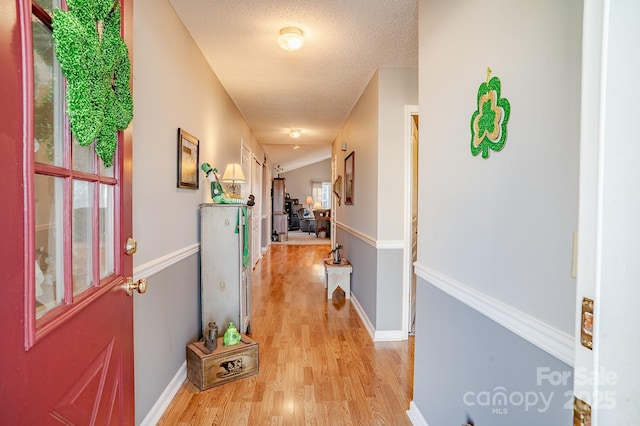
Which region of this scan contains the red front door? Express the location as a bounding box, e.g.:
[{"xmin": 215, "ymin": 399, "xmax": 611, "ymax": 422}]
[{"xmin": 0, "ymin": 1, "xmax": 136, "ymax": 424}]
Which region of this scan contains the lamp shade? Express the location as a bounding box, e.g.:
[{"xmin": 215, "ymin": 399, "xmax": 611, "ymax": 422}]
[
  {"xmin": 305, "ymin": 196, "xmax": 313, "ymax": 205},
  {"xmin": 313, "ymin": 201, "xmax": 322, "ymax": 209},
  {"xmin": 221, "ymin": 163, "xmax": 246, "ymax": 183}
]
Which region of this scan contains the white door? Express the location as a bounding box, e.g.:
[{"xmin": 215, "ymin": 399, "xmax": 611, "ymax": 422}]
[{"xmin": 573, "ymin": 2, "xmax": 640, "ymax": 424}]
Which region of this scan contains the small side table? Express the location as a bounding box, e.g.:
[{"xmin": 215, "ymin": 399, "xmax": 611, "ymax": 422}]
[{"xmin": 324, "ymin": 259, "xmax": 352, "ymax": 299}]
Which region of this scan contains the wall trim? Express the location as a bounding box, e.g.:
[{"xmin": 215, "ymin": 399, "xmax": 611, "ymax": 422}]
[
  {"xmin": 350, "ymin": 294, "xmax": 376, "ymax": 340},
  {"xmin": 336, "ymin": 221, "xmax": 376, "ymax": 247},
  {"xmin": 133, "ymin": 243, "xmax": 199, "ymax": 281},
  {"xmin": 139, "ymin": 361, "xmax": 186, "ymax": 426},
  {"xmin": 350, "ymin": 295, "xmax": 404, "ymax": 342},
  {"xmin": 376, "ymin": 240, "xmax": 404, "ymax": 249},
  {"xmin": 414, "ymin": 262, "xmax": 574, "ymax": 366},
  {"xmin": 406, "ymin": 401, "xmax": 429, "ymax": 426},
  {"xmin": 374, "ymin": 329, "xmax": 405, "ymax": 341},
  {"xmin": 335, "ymin": 221, "xmax": 403, "ymax": 249}
]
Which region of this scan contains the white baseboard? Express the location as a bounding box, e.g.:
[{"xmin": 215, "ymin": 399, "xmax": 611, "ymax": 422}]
[
  {"xmin": 406, "ymin": 401, "xmax": 429, "ymax": 426},
  {"xmin": 139, "ymin": 361, "xmax": 186, "ymax": 426},
  {"xmin": 350, "ymin": 294, "xmax": 376, "ymax": 340},
  {"xmin": 374, "ymin": 329, "xmax": 406, "ymax": 341},
  {"xmin": 350, "ymin": 295, "xmax": 406, "ymax": 341},
  {"xmin": 414, "ymin": 262, "xmax": 574, "ymax": 366}
]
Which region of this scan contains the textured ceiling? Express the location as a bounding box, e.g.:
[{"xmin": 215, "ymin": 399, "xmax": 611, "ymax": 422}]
[{"xmin": 168, "ymin": 0, "xmax": 418, "ymax": 172}]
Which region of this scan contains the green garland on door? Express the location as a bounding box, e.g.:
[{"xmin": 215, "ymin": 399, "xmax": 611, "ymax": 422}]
[
  {"xmin": 52, "ymin": 0, "xmax": 133, "ymax": 167},
  {"xmin": 470, "ymin": 72, "xmax": 510, "ymax": 159}
]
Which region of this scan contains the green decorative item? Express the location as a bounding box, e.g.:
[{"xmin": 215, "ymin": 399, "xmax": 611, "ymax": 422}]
[
  {"xmin": 201, "ymin": 163, "xmax": 254, "ymax": 206},
  {"xmin": 223, "ymin": 322, "xmax": 241, "ymax": 346},
  {"xmin": 52, "ymin": 0, "xmax": 133, "ymax": 167},
  {"xmin": 470, "ymin": 68, "xmax": 510, "ymax": 159}
]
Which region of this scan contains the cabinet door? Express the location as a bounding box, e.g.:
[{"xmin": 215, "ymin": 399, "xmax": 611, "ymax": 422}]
[
  {"xmin": 273, "ymin": 178, "xmax": 285, "ymax": 213},
  {"xmin": 239, "ymin": 208, "xmax": 251, "ymax": 333},
  {"xmin": 273, "ymin": 213, "xmax": 288, "ymax": 236},
  {"xmin": 200, "ymin": 206, "xmax": 241, "ymax": 335}
]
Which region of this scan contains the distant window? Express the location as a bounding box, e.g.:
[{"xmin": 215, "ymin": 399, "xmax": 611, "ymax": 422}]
[{"xmin": 311, "ymin": 182, "xmax": 331, "ymax": 209}]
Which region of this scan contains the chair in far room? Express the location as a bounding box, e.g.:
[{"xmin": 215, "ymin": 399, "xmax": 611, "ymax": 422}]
[{"xmin": 298, "ymin": 208, "xmax": 316, "ymax": 234}]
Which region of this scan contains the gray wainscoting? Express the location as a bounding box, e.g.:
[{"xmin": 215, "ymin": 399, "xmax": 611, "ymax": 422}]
[
  {"xmin": 134, "ymin": 254, "xmax": 200, "ymax": 425},
  {"xmin": 413, "ymin": 281, "xmax": 573, "ymax": 425}
]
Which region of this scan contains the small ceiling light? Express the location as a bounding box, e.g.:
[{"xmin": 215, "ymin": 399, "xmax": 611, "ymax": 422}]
[
  {"xmin": 289, "ymin": 128, "xmax": 302, "ymax": 138},
  {"xmin": 278, "ymin": 27, "xmax": 304, "ymax": 51}
]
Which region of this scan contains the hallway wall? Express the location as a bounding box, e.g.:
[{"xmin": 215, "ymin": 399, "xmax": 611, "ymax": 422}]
[
  {"xmin": 411, "ymin": 0, "xmax": 582, "ymax": 424},
  {"xmin": 131, "ymin": 0, "xmax": 268, "ymax": 423},
  {"xmin": 333, "ymin": 67, "xmax": 418, "ymax": 337}
]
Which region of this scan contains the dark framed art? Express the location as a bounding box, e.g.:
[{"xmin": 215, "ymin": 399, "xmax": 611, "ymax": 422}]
[
  {"xmin": 177, "ymin": 128, "xmax": 199, "ymax": 189},
  {"xmin": 344, "ymin": 151, "xmax": 354, "ymax": 205}
]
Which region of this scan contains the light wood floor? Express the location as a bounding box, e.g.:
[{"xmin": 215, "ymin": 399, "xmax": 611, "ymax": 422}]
[{"xmin": 158, "ymin": 244, "xmax": 414, "ymax": 425}]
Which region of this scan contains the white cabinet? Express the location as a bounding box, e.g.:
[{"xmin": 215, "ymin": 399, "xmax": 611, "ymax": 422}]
[{"xmin": 199, "ymin": 204, "xmax": 252, "ymax": 335}]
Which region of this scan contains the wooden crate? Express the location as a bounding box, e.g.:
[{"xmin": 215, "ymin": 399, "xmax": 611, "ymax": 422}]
[{"xmin": 186, "ymin": 335, "xmax": 259, "ymax": 391}]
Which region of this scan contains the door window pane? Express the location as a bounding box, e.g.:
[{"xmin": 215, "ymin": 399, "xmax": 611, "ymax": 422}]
[
  {"xmin": 100, "ymin": 160, "xmax": 114, "ymax": 178},
  {"xmin": 72, "ymin": 136, "xmax": 95, "ymax": 173},
  {"xmin": 35, "ymin": 175, "xmax": 65, "ymax": 317},
  {"xmin": 72, "ymin": 180, "xmax": 94, "ymax": 294},
  {"xmin": 37, "ymin": 0, "xmax": 56, "ymax": 14},
  {"xmin": 100, "ymin": 184, "xmax": 115, "ymax": 278},
  {"xmin": 32, "ymin": 14, "xmax": 63, "ymax": 167},
  {"xmin": 31, "ymin": 1, "xmax": 122, "ymax": 332}
]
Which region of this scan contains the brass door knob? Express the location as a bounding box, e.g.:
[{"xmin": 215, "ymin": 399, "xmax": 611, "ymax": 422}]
[{"xmin": 125, "ymin": 277, "xmax": 148, "ymax": 296}]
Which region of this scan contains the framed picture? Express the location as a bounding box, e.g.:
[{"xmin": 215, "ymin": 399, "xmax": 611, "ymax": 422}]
[
  {"xmin": 333, "ymin": 175, "xmax": 342, "ymax": 206},
  {"xmin": 177, "ymin": 128, "xmax": 199, "ymax": 189},
  {"xmin": 344, "ymin": 151, "xmax": 354, "ymax": 205}
]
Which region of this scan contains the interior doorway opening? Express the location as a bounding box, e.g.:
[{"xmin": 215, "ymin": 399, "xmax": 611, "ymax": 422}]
[
  {"xmin": 409, "ymin": 113, "xmax": 419, "ymax": 335},
  {"xmin": 403, "ymin": 105, "xmax": 419, "ymax": 337}
]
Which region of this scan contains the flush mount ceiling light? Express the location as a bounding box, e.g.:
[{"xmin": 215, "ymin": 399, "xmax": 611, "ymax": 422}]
[
  {"xmin": 289, "ymin": 128, "xmax": 302, "ymax": 138},
  {"xmin": 278, "ymin": 27, "xmax": 304, "ymax": 51}
]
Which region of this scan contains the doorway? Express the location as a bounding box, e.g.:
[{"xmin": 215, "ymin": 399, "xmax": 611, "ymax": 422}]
[{"xmin": 403, "ymin": 106, "xmax": 419, "ymax": 336}]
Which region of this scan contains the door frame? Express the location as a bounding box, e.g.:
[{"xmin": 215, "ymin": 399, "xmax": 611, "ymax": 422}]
[
  {"xmin": 402, "ymin": 105, "xmax": 419, "ymax": 337},
  {"xmin": 573, "ymin": 1, "xmax": 640, "ymax": 423}
]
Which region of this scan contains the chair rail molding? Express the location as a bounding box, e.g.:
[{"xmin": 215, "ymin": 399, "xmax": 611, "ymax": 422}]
[
  {"xmin": 414, "ymin": 262, "xmax": 574, "ymax": 366},
  {"xmin": 133, "ymin": 243, "xmax": 200, "ymax": 281},
  {"xmin": 335, "ymin": 221, "xmax": 403, "ymax": 250}
]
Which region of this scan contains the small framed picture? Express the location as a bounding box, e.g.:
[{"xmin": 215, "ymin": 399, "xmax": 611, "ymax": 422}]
[
  {"xmin": 344, "ymin": 151, "xmax": 355, "ymax": 205},
  {"xmin": 177, "ymin": 128, "xmax": 199, "ymax": 189}
]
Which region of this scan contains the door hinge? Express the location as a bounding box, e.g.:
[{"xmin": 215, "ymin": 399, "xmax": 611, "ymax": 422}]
[
  {"xmin": 581, "ymin": 297, "xmax": 594, "ymax": 350},
  {"xmin": 574, "ymin": 396, "xmax": 591, "ymax": 426}
]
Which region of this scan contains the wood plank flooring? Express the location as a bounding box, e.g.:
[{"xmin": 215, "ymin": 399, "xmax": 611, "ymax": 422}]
[{"xmin": 158, "ymin": 244, "xmax": 414, "ymax": 425}]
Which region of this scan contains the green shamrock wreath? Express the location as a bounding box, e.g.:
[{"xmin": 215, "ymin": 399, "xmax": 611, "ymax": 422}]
[
  {"xmin": 52, "ymin": 0, "xmax": 133, "ymax": 167},
  {"xmin": 470, "ymin": 74, "xmax": 510, "ymax": 159}
]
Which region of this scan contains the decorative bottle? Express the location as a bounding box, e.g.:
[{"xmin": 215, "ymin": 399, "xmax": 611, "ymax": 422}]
[
  {"xmin": 205, "ymin": 321, "xmax": 218, "ymax": 351},
  {"xmin": 223, "ymin": 321, "xmax": 241, "ymax": 346}
]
